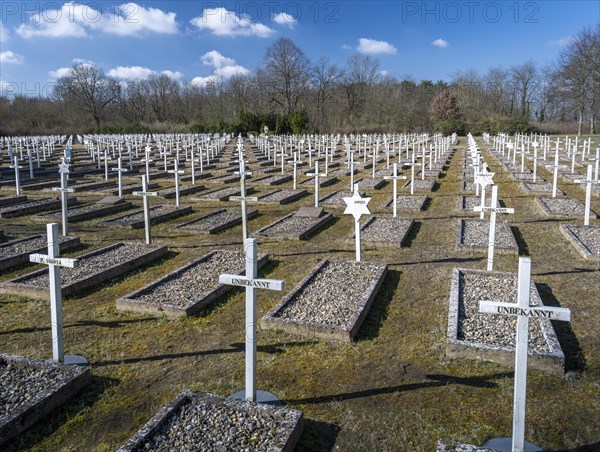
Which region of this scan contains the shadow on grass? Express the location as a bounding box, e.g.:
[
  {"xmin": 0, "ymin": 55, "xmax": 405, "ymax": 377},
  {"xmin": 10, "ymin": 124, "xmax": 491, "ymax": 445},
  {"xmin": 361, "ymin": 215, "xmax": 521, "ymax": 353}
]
[
  {"xmin": 535, "ymin": 283, "xmax": 586, "ymax": 373},
  {"xmin": 3, "ymin": 375, "xmax": 119, "ymax": 452},
  {"xmin": 91, "ymin": 340, "xmax": 316, "ymax": 367},
  {"xmin": 422, "ymin": 196, "xmax": 432, "ymax": 212},
  {"xmin": 510, "ymin": 226, "xmax": 529, "ymax": 256},
  {"xmin": 401, "ymin": 221, "xmax": 421, "ymax": 248},
  {"xmin": 355, "ymin": 270, "xmax": 401, "ymax": 342},
  {"xmin": 296, "ymin": 418, "xmax": 341, "ymax": 452},
  {"xmin": 534, "ymin": 267, "xmax": 598, "ymax": 276},
  {"xmin": 553, "ymin": 441, "xmax": 600, "ymax": 452},
  {"xmin": 389, "ymin": 256, "xmax": 481, "ymax": 266},
  {"xmin": 284, "ymin": 372, "xmax": 512, "ymax": 405},
  {"xmin": 431, "ymin": 181, "xmax": 441, "ymax": 192},
  {"xmin": 0, "ymin": 317, "xmax": 157, "ymax": 336}
]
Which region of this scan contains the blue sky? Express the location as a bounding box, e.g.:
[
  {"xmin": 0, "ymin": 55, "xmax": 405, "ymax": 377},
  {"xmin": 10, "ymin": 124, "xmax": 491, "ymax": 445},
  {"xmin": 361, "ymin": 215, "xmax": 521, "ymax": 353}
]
[{"xmin": 1, "ymin": 1, "xmax": 598, "ymax": 96}]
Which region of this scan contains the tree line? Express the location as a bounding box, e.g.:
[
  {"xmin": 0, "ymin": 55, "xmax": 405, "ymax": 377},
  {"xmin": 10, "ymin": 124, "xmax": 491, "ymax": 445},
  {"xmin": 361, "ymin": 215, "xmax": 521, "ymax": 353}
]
[{"xmin": 0, "ymin": 24, "xmax": 598, "ymax": 136}]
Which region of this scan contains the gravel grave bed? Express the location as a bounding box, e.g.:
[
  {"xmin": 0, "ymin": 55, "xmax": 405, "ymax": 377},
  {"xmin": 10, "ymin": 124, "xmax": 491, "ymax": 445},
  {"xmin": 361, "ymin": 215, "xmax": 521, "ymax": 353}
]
[
  {"xmin": 256, "ymin": 189, "xmax": 306, "ymax": 204},
  {"xmin": 249, "ymin": 175, "xmax": 292, "ymax": 185},
  {"xmin": 158, "ymin": 185, "xmax": 204, "ymax": 197},
  {"xmin": 117, "ymin": 250, "xmax": 266, "ymax": 317},
  {"xmin": 205, "ymin": 174, "xmax": 239, "ymax": 184},
  {"xmin": 415, "ymin": 170, "xmax": 441, "ymax": 178},
  {"xmin": 174, "ymin": 208, "xmax": 257, "ymax": 234},
  {"xmin": 118, "ymin": 389, "xmax": 302, "ymax": 452},
  {"xmin": 536, "ymin": 197, "xmax": 594, "ymax": 217},
  {"xmin": 262, "ymin": 259, "xmax": 387, "ymax": 342},
  {"xmin": 0, "ymin": 235, "xmax": 77, "ymax": 260},
  {"xmin": 402, "ymin": 179, "xmax": 435, "ymax": 192},
  {"xmin": 319, "ymin": 190, "xmax": 353, "ymax": 207},
  {"xmin": 437, "ymin": 439, "xmax": 496, "ymax": 451},
  {"xmin": 520, "ymin": 182, "xmax": 563, "ymax": 195},
  {"xmin": 37, "ymin": 202, "xmax": 132, "ymax": 221},
  {"xmin": 351, "ymin": 217, "xmax": 413, "ymax": 246},
  {"xmin": 193, "ymin": 187, "xmax": 242, "ymax": 201},
  {"xmin": 461, "ymin": 182, "xmax": 475, "ymax": 192},
  {"xmin": 459, "ymin": 196, "xmax": 482, "ymax": 211},
  {"xmin": 103, "ymin": 205, "xmax": 187, "ymax": 227},
  {"xmin": 0, "ymin": 199, "xmax": 65, "ymax": 217},
  {"xmin": 354, "ymin": 178, "xmax": 386, "ymax": 190},
  {"xmin": 385, "ymin": 195, "xmax": 427, "ymax": 211},
  {"xmin": 15, "ymin": 243, "xmax": 158, "ymax": 288},
  {"xmin": 0, "ymin": 196, "xmax": 27, "ymax": 207},
  {"xmin": 559, "ymin": 224, "xmax": 600, "ymax": 259},
  {"xmin": 299, "ymin": 176, "xmax": 338, "ymax": 188},
  {"xmin": 458, "ymin": 219, "xmax": 517, "ymax": 251},
  {"xmin": 458, "ymin": 271, "xmax": 550, "ymax": 352},
  {"xmin": 510, "ymin": 172, "xmax": 543, "ymax": 181},
  {"xmin": 256, "ymin": 212, "xmax": 332, "ymax": 239},
  {"xmin": 0, "ymin": 354, "xmax": 90, "ymax": 446}
]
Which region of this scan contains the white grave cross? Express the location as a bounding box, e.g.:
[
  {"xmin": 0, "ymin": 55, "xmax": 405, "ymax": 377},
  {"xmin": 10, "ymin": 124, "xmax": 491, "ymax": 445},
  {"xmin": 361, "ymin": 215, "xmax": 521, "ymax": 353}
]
[
  {"xmin": 343, "ymin": 183, "xmax": 371, "ymax": 262},
  {"xmin": 474, "ymin": 185, "xmax": 514, "ymax": 271},
  {"xmin": 29, "ymin": 223, "xmax": 85, "ymax": 365},
  {"xmin": 52, "ymin": 161, "xmax": 75, "ymax": 236},
  {"xmin": 230, "ymin": 157, "xmax": 257, "ymax": 242},
  {"xmin": 132, "ymin": 175, "xmax": 158, "ymax": 244},
  {"xmin": 10, "ymin": 156, "xmax": 23, "ymax": 196},
  {"xmin": 168, "ymin": 159, "xmax": 185, "ymax": 207},
  {"xmin": 479, "ymin": 257, "xmax": 570, "ymax": 452},
  {"xmin": 111, "ymin": 157, "xmax": 128, "ymax": 197},
  {"xmin": 574, "ymin": 165, "xmax": 599, "ymax": 226},
  {"xmin": 219, "ymin": 238, "xmax": 284, "ymax": 403},
  {"xmin": 474, "ymin": 165, "xmax": 495, "ymax": 220},
  {"xmin": 307, "ymin": 160, "xmax": 327, "ymax": 208},
  {"xmin": 383, "ymin": 163, "xmax": 407, "ymax": 218}
]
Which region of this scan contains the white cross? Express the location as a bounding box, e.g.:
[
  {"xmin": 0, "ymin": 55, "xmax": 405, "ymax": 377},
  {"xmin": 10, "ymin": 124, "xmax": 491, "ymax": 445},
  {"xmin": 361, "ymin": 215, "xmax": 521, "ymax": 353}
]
[
  {"xmin": 307, "ymin": 160, "xmax": 327, "ymax": 208},
  {"xmin": 286, "ymin": 151, "xmax": 303, "ymax": 190},
  {"xmin": 142, "ymin": 146, "xmax": 153, "ymax": 183},
  {"xmin": 343, "ymin": 183, "xmax": 371, "ymax": 262},
  {"xmin": 384, "ymin": 163, "xmax": 407, "ymax": 218},
  {"xmin": 29, "ymin": 223, "xmax": 83, "ymax": 365},
  {"xmin": 402, "ymin": 152, "xmax": 421, "ymax": 195},
  {"xmin": 230, "ymin": 158, "xmax": 257, "ymax": 242},
  {"xmin": 132, "ymin": 175, "xmax": 158, "ymax": 244},
  {"xmin": 52, "ymin": 160, "xmax": 75, "ymax": 236},
  {"xmin": 474, "ymin": 185, "xmax": 515, "ymax": 271},
  {"xmin": 574, "ymin": 165, "xmax": 599, "ymax": 226},
  {"xmin": 9, "ymin": 156, "xmax": 23, "ymax": 196},
  {"xmin": 474, "ymin": 165, "xmax": 495, "ymax": 220},
  {"xmin": 111, "ymin": 157, "xmax": 128, "ymax": 198},
  {"xmin": 219, "ymin": 238, "xmax": 284, "ymax": 403},
  {"xmin": 168, "ymin": 159, "xmax": 185, "ymax": 207},
  {"xmin": 479, "ymin": 257, "xmax": 570, "ymax": 452}
]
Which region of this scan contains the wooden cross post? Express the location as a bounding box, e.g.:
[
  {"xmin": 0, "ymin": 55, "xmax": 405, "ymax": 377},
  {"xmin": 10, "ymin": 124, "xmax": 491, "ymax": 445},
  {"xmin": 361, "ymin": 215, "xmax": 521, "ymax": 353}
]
[
  {"xmin": 574, "ymin": 165, "xmax": 599, "ymax": 226},
  {"xmin": 479, "ymin": 257, "xmax": 570, "ymax": 452},
  {"xmin": 29, "ymin": 223, "xmax": 85, "ymax": 365},
  {"xmin": 133, "ymin": 175, "xmax": 158, "ymax": 244},
  {"xmin": 384, "ymin": 163, "xmax": 407, "ymax": 218},
  {"xmin": 474, "ymin": 185, "xmax": 515, "ymax": 271},
  {"xmin": 474, "ymin": 165, "xmax": 495, "ymax": 220},
  {"xmin": 168, "ymin": 159, "xmax": 185, "ymax": 207},
  {"xmin": 219, "ymin": 238, "xmax": 285, "ymax": 403},
  {"xmin": 52, "ymin": 160, "xmax": 75, "ymax": 237},
  {"xmin": 343, "ymin": 183, "xmax": 371, "ymax": 262},
  {"xmin": 111, "ymin": 157, "xmax": 128, "ymax": 198},
  {"xmin": 307, "ymin": 160, "xmax": 327, "ymax": 208},
  {"xmin": 230, "ymin": 158, "xmax": 257, "ymax": 243},
  {"xmin": 10, "ymin": 156, "xmax": 23, "ymax": 196}
]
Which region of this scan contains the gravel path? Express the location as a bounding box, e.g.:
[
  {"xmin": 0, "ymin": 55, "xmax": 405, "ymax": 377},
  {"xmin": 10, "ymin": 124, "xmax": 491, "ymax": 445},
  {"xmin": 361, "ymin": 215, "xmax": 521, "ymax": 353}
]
[
  {"xmin": 461, "ymin": 219, "xmax": 516, "ymax": 249},
  {"xmin": 0, "ymin": 235, "xmax": 75, "ymax": 259},
  {"xmin": 538, "ymin": 197, "xmax": 589, "ymax": 216},
  {"xmin": 132, "ymin": 251, "xmax": 250, "ymax": 307},
  {"xmin": 0, "ymin": 359, "xmax": 81, "ymax": 418},
  {"xmin": 21, "ymin": 243, "xmax": 154, "ymax": 288},
  {"xmin": 133, "ymin": 392, "xmax": 298, "ymax": 451},
  {"xmin": 458, "ymin": 272, "xmax": 550, "ymax": 352},
  {"xmin": 275, "ymin": 260, "xmax": 385, "ymax": 328}
]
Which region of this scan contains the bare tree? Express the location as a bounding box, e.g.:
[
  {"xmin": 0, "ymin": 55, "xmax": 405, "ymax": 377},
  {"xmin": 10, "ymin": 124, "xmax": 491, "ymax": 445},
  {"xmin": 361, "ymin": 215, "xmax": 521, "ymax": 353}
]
[
  {"xmin": 264, "ymin": 38, "xmax": 312, "ymax": 115},
  {"xmin": 147, "ymin": 73, "xmax": 181, "ymax": 122},
  {"xmin": 312, "ymin": 56, "xmax": 342, "ymax": 129},
  {"xmin": 54, "ymin": 63, "xmax": 120, "ymax": 129},
  {"xmin": 343, "ymin": 53, "xmax": 381, "ymax": 118},
  {"xmin": 510, "ymin": 61, "xmax": 539, "ymax": 119},
  {"xmin": 118, "ymin": 80, "xmax": 149, "ymax": 124}
]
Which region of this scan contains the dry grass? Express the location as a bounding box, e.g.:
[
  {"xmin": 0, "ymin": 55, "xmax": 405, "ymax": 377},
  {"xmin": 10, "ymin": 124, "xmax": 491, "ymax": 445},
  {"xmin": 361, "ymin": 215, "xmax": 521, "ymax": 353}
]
[{"xmin": 0, "ymin": 136, "xmax": 599, "ymax": 451}]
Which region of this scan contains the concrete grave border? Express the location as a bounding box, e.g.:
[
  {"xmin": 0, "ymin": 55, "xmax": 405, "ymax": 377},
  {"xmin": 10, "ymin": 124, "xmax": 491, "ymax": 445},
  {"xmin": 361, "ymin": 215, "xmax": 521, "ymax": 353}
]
[
  {"xmin": 559, "ymin": 224, "xmax": 600, "ymax": 260},
  {"xmin": 455, "ymin": 219, "xmax": 518, "ymax": 254},
  {"xmin": 0, "ymin": 235, "xmax": 81, "ymax": 272},
  {"xmin": 102, "ymin": 205, "xmax": 193, "ymax": 228}
]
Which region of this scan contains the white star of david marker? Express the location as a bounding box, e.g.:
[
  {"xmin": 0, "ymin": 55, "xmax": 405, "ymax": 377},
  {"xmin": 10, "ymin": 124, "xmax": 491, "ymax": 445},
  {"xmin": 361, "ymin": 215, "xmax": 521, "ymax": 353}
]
[
  {"xmin": 475, "ymin": 166, "xmax": 494, "ymax": 190},
  {"xmin": 343, "ymin": 184, "xmax": 371, "ymax": 220}
]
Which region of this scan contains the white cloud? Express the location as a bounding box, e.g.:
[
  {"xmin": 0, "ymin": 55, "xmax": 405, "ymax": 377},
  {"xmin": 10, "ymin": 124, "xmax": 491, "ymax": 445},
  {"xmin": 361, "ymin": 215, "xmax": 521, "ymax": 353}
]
[
  {"xmin": 432, "ymin": 38, "xmax": 449, "ymax": 48},
  {"xmin": 190, "ymin": 7, "xmax": 274, "ymax": 37},
  {"xmin": 357, "ymin": 38, "xmax": 397, "ymax": 55},
  {"xmin": 16, "ymin": 2, "xmax": 177, "ymax": 39},
  {"xmin": 192, "ymin": 50, "xmax": 250, "ymax": 87},
  {"xmin": 108, "ymin": 65, "xmax": 154, "ymax": 80},
  {"xmin": 0, "ymin": 51, "xmax": 24, "ymax": 64},
  {"xmin": 379, "ymin": 70, "xmax": 388, "ymax": 77},
  {"xmin": 161, "ymin": 70, "xmax": 183, "ymax": 80},
  {"xmin": 49, "ymin": 67, "xmax": 74, "ymax": 79},
  {"xmin": 72, "ymin": 58, "xmax": 94, "ymax": 65},
  {"xmin": 549, "ymin": 37, "xmax": 573, "ymax": 47},
  {"xmin": 273, "ymin": 12, "xmax": 297, "ymax": 28}
]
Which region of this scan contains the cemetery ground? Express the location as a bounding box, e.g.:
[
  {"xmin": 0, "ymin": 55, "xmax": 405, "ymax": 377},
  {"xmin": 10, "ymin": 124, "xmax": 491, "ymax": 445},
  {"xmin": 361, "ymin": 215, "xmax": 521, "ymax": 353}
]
[{"xmin": 1, "ymin": 137, "xmax": 599, "ymax": 451}]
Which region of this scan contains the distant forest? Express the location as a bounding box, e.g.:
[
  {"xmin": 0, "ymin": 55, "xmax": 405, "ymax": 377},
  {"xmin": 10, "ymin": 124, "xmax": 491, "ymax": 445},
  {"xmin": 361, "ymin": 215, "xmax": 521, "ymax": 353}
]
[{"xmin": 1, "ymin": 24, "xmax": 598, "ymax": 136}]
